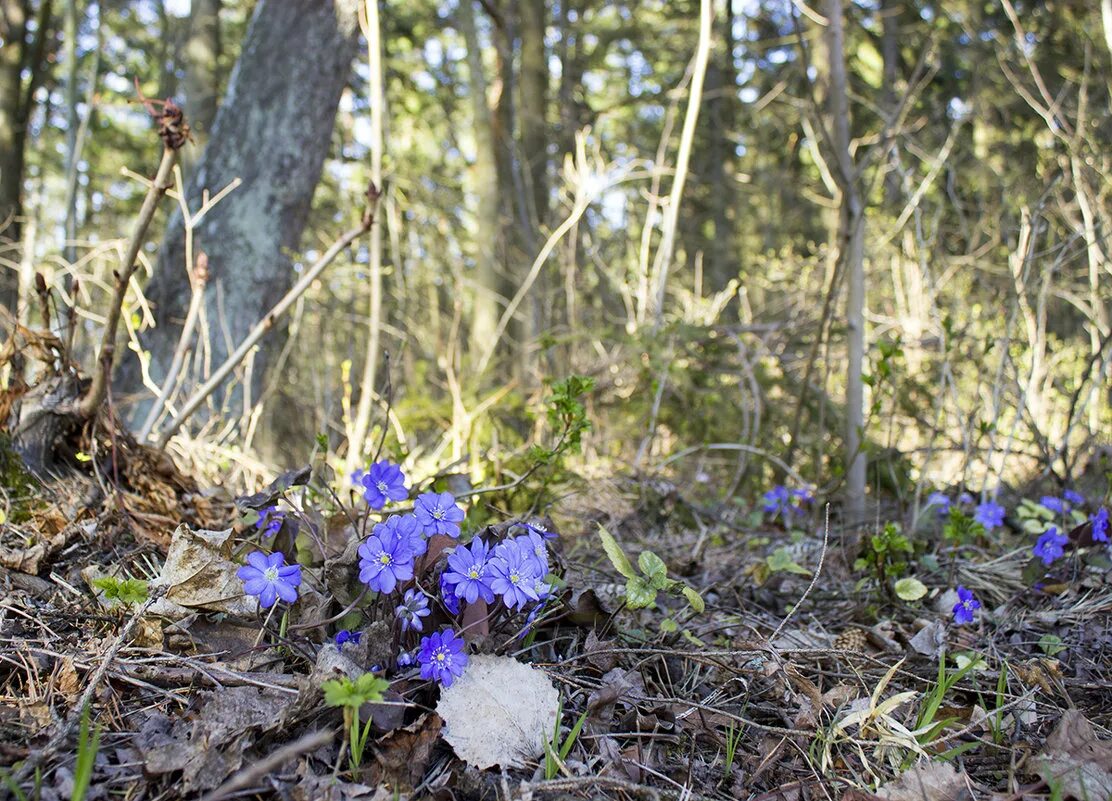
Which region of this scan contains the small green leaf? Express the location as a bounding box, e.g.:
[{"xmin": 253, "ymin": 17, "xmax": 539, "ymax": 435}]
[
  {"xmin": 598, "ymin": 525, "xmax": 636, "ymax": 579},
  {"xmin": 682, "ymin": 586, "xmax": 705, "ymax": 613},
  {"xmin": 659, "ymin": 618, "xmax": 678, "ymax": 633},
  {"xmin": 1038, "ymin": 634, "xmax": 1065, "ymax": 656},
  {"xmin": 767, "ymin": 547, "xmax": 809, "ymax": 575},
  {"xmin": 625, "ymin": 576, "xmax": 657, "ymax": 609},
  {"xmin": 638, "ymin": 551, "xmax": 668, "ymax": 583},
  {"xmin": 894, "ymin": 577, "xmax": 927, "ymax": 602}
]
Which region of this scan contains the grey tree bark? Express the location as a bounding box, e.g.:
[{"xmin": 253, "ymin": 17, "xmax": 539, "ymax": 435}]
[
  {"xmin": 119, "ymin": 0, "xmax": 360, "ymax": 420},
  {"xmin": 181, "ymin": 0, "xmax": 221, "ymax": 176},
  {"xmin": 825, "ymin": 0, "xmax": 868, "ymax": 521}
]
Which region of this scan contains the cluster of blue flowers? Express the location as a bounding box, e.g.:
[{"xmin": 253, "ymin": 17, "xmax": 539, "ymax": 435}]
[
  {"xmin": 235, "ymin": 459, "xmax": 561, "ymax": 690},
  {"xmin": 761, "ymin": 485, "xmax": 813, "ymax": 524},
  {"xmin": 926, "ymin": 491, "xmax": 1005, "ymax": 530},
  {"xmin": 1030, "ymin": 491, "xmax": 1109, "ymax": 566},
  {"xmin": 441, "ymin": 530, "xmax": 552, "ymax": 611}
]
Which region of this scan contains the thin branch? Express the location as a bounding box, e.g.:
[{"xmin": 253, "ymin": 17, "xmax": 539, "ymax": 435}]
[
  {"xmin": 156, "ymin": 192, "xmax": 380, "ymax": 448},
  {"xmin": 77, "ymin": 147, "xmax": 177, "ymax": 419}
]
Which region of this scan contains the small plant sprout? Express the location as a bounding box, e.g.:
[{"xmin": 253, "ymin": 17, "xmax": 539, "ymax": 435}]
[
  {"xmin": 418, "ymin": 628, "xmax": 468, "ymax": 686},
  {"xmin": 722, "ymin": 722, "xmax": 743, "ymax": 780},
  {"xmin": 597, "ymin": 525, "xmax": 704, "ymax": 612},
  {"xmin": 72, "ymin": 703, "xmax": 101, "ymax": 801},
  {"xmin": 91, "ymin": 576, "xmax": 149, "ymax": 607},
  {"xmin": 322, "ymin": 673, "xmax": 390, "ymax": 779},
  {"xmin": 237, "ymin": 551, "xmax": 302, "ymax": 608},
  {"xmin": 1033, "ymin": 527, "xmax": 1067, "ymax": 566},
  {"xmin": 544, "ymin": 700, "xmax": 588, "ymax": 780},
  {"xmin": 951, "ymin": 586, "xmax": 980, "ymax": 625}
]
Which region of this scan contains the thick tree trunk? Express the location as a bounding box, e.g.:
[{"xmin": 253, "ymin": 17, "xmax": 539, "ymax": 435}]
[
  {"xmin": 459, "ymin": 0, "xmax": 504, "ymax": 357},
  {"xmin": 119, "ymin": 0, "xmax": 359, "ymax": 421},
  {"xmin": 0, "ymin": 0, "xmax": 30, "ymax": 308}
]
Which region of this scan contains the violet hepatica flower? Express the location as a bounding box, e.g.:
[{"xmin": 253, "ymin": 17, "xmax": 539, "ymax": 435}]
[
  {"xmin": 255, "ymin": 505, "xmax": 285, "ymax": 538},
  {"xmin": 1090, "ymin": 507, "xmax": 1109, "ymax": 544},
  {"xmin": 974, "ymin": 501, "xmax": 1005, "ymax": 530},
  {"xmin": 1033, "ymin": 527, "xmax": 1067, "ymax": 566},
  {"xmin": 1040, "ymin": 496, "xmax": 1066, "ymax": 515},
  {"xmin": 518, "ymin": 531, "xmax": 551, "ymax": 576},
  {"xmin": 1063, "ymin": 489, "xmax": 1085, "ymax": 507},
  {"xmin": 926, "ymin": 492, "xmax": 951, "ymax": 516},
  {"xmin": 397, "ymin": 649, "xmax": 415, "ymax": 668},
  {"xmin": 375, "ymin": 513, "xmax": 427, "ymax": 559},
  {"xmin": 360, "ymin": 461, "xmax": 409, "ymax": 510},
  {"xmin": 395, "ymin": 588, "xmax": 432, "ymax": 632},
  {"xmin": 335, "ymin": 629, "xmax": 362, "ymax": 648},
  {"xmin": 442, "ymin": 536, "xmax": 496, "ymax": 604},
  {"xmin": 489, "ymin": 539, "xmax": 541, "ymax": 610},
  {"xmin": 418, "ymin": 628, "xmax": 468, "ymax": 686},
  {"xmin": 237, "ymin": 551, "xmax": 301, "ymax": 608},
  {"xmin": 439, "ymin": 571, "xmax": 461, "ymax": 615},
  {"xmin": 951, "ymin": 586, "xmax": 980, "ymax": 625},
  {"xmin": 358, "ymin": 531, "xmax": 415, "ymax": 594},
  {"xmin": 957, "ymin": 491, "xmax": 974, "ymax": 506},
  {"xmin": 414, "ymin": 491, "xmax": 466, "ymax": 538}
]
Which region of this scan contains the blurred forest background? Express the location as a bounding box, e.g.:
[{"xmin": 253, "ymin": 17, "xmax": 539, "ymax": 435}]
[{"xmin": 2, "ymin": 0, "xmax": 1110, "ymax": 515}]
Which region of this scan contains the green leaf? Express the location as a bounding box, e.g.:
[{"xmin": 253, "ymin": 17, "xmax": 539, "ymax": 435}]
[
  {"xmin": 767, "ymin": 547, "xmax": 810, "ymax": 575},
  {"xmin": 894, "ymin": 577, "xmax": 927, "ymax": 602},
  {"xmin": 598, "ymin": 525, "xmax": 636, "ymax": 579},
  {"xmin": 681, "ymin": 586, "xmax": 705, "ymax": 613},
  {"xmin": 323, "ymin": 673, "xmax": 388, "ymax": 709},
  {"xmin": 1038, "ymin": 634, "xmax": 1065, "ymax": 656},
  {"xmin": 625, "ymin": 576, "xmax": 657, "ymax": 609},
  {"xmin": 659, "ymin": 618, "xmax": 678, "ymax": 633},
  {"xmin": 638, "ymin": 550, "xmax": 667, "ymax": 583}
]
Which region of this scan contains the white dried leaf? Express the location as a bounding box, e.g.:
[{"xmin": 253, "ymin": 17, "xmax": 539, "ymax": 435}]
[{"xmin": 436, "ymin": 654, "xmax": 560, "ymax": 769}]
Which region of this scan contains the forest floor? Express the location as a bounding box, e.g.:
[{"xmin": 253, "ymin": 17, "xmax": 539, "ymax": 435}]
[{"xmin": 1, "ymin": 432, "xmax": 1111, "ymax": 801}]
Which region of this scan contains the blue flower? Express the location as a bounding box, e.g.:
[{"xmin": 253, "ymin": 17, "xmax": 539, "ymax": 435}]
[
  {"xmin": 335, "ymin": 629, "xmax": 362, "ymax": 648},
  {"xmin": 516, "ymin": 520, "xmax": 557, "ymax": 540},
  {"xmin": 395, "ymin": 588, "xmax": 432, "ymax": 632},
  {"xmin": 1091, "ymin": 507, "xmax": 1109, "ymax": 544},
  {"xmin": 762, "ymin": 485, "xmax": 810, "ymax": 523},
  {"xmin": 518, "ymin": 531, "xmax": 550, "ymax": 576},
  {"xmin": 926, "ymin": 492, "xmax": 951, "ymax": 516},
  {"xmin": 374, "ymin": 513, "xmax": 427, "ymax": 558},
  {"xmin": 237, "ymin": 551, "xmax": 301, "ymax": 608},
  {"xmin": 397, "ymin": 649, "xmax": 415, "ymax": 668},
  {"xmin": 488, "ymin": 539, "xmax": 541, "ymax": 610},
  {"xmin": 414, "ymin": 491, "xmax": 465, "ymax": 538},
  {"xmin": 255, "ymin": 505, "xmax": 285, "ymax": 538},
  {"xmin": 1063, "ymin": 489, "xmax": 1085, "ymax": 507},
  {"xmin": 418, "ymin": 628, "xmax": 468, "ymax": 686},
  {"xmin": 951, "ymin": 586, "xmax": 980, "ymax": 625},
  {"xmin": 957, "ymin": 492, "xmax": 974, "ymax": 506},
  {"xmin": 439, "ymin": 572, "xmax": 461, "ymax": 615},
  {"xmin": 442, "ymin": 537, "xmax": 496, "ymax": 604},
  {"xmin": 1040, "ymin": 496, "xmax": 1066, "ymax": 515},
  {"xmin": 974, "ymin": 501, "xmax": 1005, "ymax": 530},
  {"xmin": 358, "ymin": 532, "xmax": 415, "ymax": 594},
  {"xmin": 1033, "ymin": 527, "xmax": 1067, "ymax": 566},
  {"xmin": 360, "ymin": 461, "xmax": 408, "ymax": 510}
]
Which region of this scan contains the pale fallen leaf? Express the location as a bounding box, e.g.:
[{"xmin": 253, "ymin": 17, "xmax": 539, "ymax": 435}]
[
  {"xmin": 1036, "ymin": 710, "xmax": 1112, "ymax": 800},
  {"xmin": 436, "ymin": 654, "xmax": 559, "ymax": 769},
  {"xmin": 875, "ymin": 761, "xmax": 971, "ymax": 800},
  {"xmin": 908, "ymin": 621, "xmax": 945, "ymax": 658}
]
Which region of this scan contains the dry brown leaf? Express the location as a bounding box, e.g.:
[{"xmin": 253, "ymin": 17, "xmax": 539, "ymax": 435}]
[
  {"xmin": 371, "ymin": 713, "xmax": 442, "ymax": 788},
  {"xmin": 436, "ymin": 654, "xmax": 559, "ymax": 769},
  {"xmin": 1036, "ymin": 710, "xmax": 1112, "ymax": 800},
  {"xmin": 148, "ymin": 524, "xmax": 255, "ymax": 618}
]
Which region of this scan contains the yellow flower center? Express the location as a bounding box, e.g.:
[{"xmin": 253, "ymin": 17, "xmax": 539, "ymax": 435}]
[
  {"xmin": 436, "ymin": 652, "xmax": 446, "ymax": 663},
  {"xmin": 379, "ymin": 554, "xmax": 391, "ymax": 565},
  {"xmin": 468, "ymin": 568, "xmax": 479, "ymax": 579},
  {"xmin": 263, "ymin": 567, "xmax": 279, "ymax": 581}
]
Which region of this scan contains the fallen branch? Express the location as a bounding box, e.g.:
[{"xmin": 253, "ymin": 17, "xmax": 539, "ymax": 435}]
[{"xmin": 155, "ymin": 186, "xmax": 380, "ymax": 448}]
